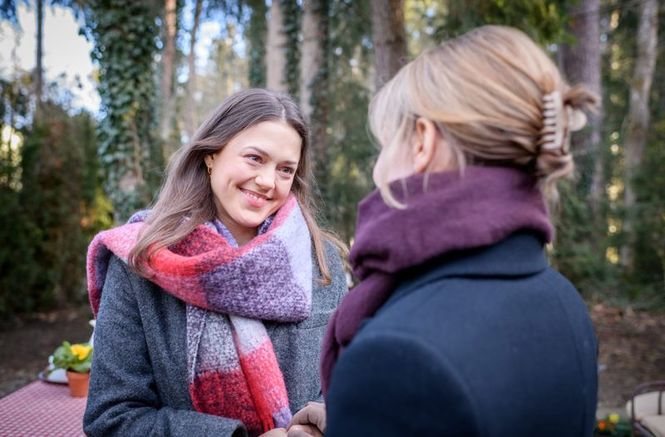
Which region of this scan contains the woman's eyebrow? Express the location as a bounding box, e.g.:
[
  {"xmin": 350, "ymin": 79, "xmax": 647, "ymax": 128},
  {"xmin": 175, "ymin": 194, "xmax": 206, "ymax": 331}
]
[
  {"xmin": 244, "ymin": 145, "xmax": 267, "ymax": 156},
  {"xmin": 245, "ymin": 146, "xmax": 298, "ymax": 166}
]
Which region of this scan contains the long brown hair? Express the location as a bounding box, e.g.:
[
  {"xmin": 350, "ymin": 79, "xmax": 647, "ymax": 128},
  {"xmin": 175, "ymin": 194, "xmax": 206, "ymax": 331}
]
[{"xmin": 129, "ymin": 88, "xmax": 344, "ymax": 283}]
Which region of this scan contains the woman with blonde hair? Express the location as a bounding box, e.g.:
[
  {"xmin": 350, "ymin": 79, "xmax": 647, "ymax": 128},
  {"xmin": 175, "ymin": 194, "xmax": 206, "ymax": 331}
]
[
  {"xmin": 291, "ymin": 25, "xmax": 598, "ymax": 437},
  {"xmin": 83, "ymin": 89, "xmax": 347, "ymax": 437}
]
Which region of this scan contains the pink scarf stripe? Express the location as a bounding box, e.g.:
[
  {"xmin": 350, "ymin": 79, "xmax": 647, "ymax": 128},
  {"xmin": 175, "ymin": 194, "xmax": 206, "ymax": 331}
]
[
  {"xmin": 190, "ymin": 368, "xmax": 262, "ymax": 430},
  {"xmin": 238, "ymin": 340, "xmax": 292, "ymax": 428}
]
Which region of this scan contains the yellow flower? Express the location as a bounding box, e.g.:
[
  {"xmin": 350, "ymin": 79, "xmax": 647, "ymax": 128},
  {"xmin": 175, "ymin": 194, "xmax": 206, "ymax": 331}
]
[
  {"xmin": 70, "ymin": 344, "xmax": 92, "ymax": 361},
  {"xmin": 608, "ymin": 413, "xmax": 620, "ymax": 424}
]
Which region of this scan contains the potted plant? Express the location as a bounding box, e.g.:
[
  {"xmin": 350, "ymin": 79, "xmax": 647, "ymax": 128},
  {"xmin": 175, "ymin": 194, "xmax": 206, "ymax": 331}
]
[
  {"xmin": 594, "ymin": 413, "xmax": 631, "ymax": 437},
  {"xmin": 52, "ymin": 341, "xmax": 93, "ymax": 397}
]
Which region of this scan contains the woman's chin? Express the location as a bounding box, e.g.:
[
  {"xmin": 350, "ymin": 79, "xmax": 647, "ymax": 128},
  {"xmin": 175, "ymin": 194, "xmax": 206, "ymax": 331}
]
[{"xmin": 235, "ymin": 215, "xmax": 269, "ymax": 231}]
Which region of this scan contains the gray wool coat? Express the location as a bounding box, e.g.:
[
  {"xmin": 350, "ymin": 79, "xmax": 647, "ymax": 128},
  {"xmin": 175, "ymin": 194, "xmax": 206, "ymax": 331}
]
[{"xmin": 83, "ymin": 241, "xmax": 347, "ymax": 437}]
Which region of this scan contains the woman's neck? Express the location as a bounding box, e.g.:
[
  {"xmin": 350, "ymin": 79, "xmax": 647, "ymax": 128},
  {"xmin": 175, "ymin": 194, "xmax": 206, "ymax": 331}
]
[
  {"xmin": 233, "ymin": 230, "xmax": 256, "ymax": 246},
  {"xmin": 215, "ymin": 218, "xmax": 257, "ymax": 246}
]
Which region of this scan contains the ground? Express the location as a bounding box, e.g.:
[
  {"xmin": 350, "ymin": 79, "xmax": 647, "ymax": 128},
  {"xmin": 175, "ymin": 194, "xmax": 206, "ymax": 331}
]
[
  {"xmin": 0, "ymin": 304, "xmax": 664, "ymax": 414},
  {"xmin": 593, "ymin": 304, "xmax": 665, "ymax": 416}
]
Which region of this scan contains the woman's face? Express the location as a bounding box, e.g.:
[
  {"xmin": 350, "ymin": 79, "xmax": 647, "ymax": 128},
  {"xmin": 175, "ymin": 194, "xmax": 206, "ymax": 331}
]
[
  {"xmin": 205, "ymin": 120, "xmax": 302, "ymax": 245},
  {"xmin": 372, "ymin": 142, "xmax": 415, "ymax": 187},
  {"xmin": 372, "ymin": 118, "xmax": 452, "ymax": 187}
]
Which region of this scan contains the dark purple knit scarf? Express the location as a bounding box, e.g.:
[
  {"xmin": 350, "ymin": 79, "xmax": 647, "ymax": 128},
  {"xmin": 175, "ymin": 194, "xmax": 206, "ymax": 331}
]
[{"xmin": 320, "ymin": 166, "xmax": 554, "ymax": 395}]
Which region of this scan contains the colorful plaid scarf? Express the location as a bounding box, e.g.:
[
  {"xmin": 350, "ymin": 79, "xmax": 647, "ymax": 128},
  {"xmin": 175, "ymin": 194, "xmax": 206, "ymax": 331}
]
[
  {"xmin": 320, "ymin": 167, "xmax": 554, "ymax": 396},
  {"xmin": 87, "ymin": 195, "xmax": 312, "ymax": 435}
]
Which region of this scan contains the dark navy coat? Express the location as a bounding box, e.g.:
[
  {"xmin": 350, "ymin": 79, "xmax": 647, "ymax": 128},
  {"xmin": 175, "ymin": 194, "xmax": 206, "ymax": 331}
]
[{"xmin": 326, "ymin": 232, "xmax": 598, "ymax": 437}]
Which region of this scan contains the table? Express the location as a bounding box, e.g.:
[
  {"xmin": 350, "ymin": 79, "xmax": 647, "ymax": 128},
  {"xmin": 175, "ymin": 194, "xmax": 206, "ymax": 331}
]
[{"xmin": 0, "ymin": 381, "xmax": 86, "ymax": 436}]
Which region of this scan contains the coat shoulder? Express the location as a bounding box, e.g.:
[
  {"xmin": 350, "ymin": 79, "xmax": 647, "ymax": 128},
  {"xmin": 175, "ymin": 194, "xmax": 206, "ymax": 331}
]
[
  {"xmin": 346, "ymin": 264, "xmax": 597, "ymax": 437},
  {"xmin": 312, "ymin": 238, "xmax": 348, "ymax": 308}
]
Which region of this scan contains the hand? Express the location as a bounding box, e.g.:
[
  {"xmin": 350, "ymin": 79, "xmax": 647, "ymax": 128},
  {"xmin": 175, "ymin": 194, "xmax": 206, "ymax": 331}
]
[
  {"xmin": 287, "ymin": 402, "xmax": 326, "ymax": 437},
  {"xmin": 259, "ymin": 428, "xmax": 288, "ymax": 437},
  {"xmin": 287, "ymin": 424, "xmax": 322, "ymax": 437}
]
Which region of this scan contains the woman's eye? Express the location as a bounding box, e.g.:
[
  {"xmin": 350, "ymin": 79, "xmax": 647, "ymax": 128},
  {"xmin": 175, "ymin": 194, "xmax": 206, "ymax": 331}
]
[
  {"xmin": 246, "ymin": 154, "xmax": 262, "ymax": 163},
  {"xmin": 279, "ymin": 167, "xmax": 295, "ymax": 175}
]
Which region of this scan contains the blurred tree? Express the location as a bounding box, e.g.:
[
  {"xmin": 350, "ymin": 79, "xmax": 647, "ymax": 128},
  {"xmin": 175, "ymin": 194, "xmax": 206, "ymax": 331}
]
[
  {"xmin": 282, "ymin": 0, "xmax": 300, "ymax": 98},
  {"xmin": 0, "ymin": 4, "xmax": 110, "ymax": 317},
  {"xmin": 323, "ymin": 0, "xmax": 375, "ymax": 240},
  {"xmin": 196, "ymin": 23, "xmax": 248, "ymax": 119},
  {"xmin": 300, "ymin": 0, "xmax": 330, "ymax": 196},
  {"xmin": 630, "ymin": 0, "xmax": 665, "ymax": 300},
  {"xmin": 561, "ymin": 0, "xmax": 603, "ymax": 211},
  {"xmin": 266, "ymin": 0, "xmax": 288, "ymax": 92},
  {"xmin": 19, "ymin": 104, "xmax": 92, "ymax": 307},
  {"xmin": 246, "ymin": 0, "xmax": 268, "ymax": 87},
  {"xmin": 621, "ymin": 0, "xmax": 658, "ymax": 271},
  {"xmin": 158, "ymin": 0, "xmax": 181, "ymax": 158},
  {"xmin": 180, "ymin": 0, "xmax": 253, "ymax": 137},
  {"xmin": 371, "ymin": 0, "xmax": 407, "ymax": 90},
  {"xmin": 0, "ymin": 76, "xmax": 29, "ymax": 189},
  {"xmin": 594, "ymin": 0, "xmax": 635, "ymax": 299},
  {"xmin": 0, "ymin": 72, "xmax": 104, "ymax": 317},
  {"xmin": 554, "ymin": 0, "xmax": 607, "ymax": 294},
  {"xmin": 0, "ymin": 74, "xmax": 36, "ymax": 317},
  {"xmin": 0, "ymin": 0, "xmax": 82, "ymax": 116},
  {"xmin": 550, "ymin": 179, "xmax": 611, "ymax": 295},
  {"xmin": 443, "ymin": 0, "xmax": 567, "ymax": 44},
  {"xmin": 83, "ymin": 0, "xmax": 163, "ymax": 222},
  {"xmin": 35, "ymin": 0, "xmax": 43, "ymax": 111},
  {"xmin": 0, "ymin": 0, "xmax": 21, "ymax": 22},
  {"xmin": 3, "ymin": 0, "xmax": 661, "ymax": 312},
  {"xmin": 184, "ymin": 0, "xmax": 202, "ymax": 139},
  {"xmin": 633, "ymin": 115, "xmax": 665, "ymax": 300},
  {"xmin": 404, "ymin": 0, "xmax": 447, "ymax": 54}
]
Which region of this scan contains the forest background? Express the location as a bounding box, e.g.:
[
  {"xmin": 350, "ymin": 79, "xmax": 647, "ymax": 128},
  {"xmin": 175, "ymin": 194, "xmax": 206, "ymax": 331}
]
[
  {"xmin": 0, "ymin": 0, "xmax": 665, "ymax": 416},
  {"xmin": 0, "ymin": 0, "xmax": 663, "ymax": 412}
]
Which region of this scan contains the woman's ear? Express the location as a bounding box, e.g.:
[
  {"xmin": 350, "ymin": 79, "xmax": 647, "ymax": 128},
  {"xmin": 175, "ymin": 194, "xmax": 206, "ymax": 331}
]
[
  {"xmin": 204, "ymin": 154, "xmax": 214, "ymax": 168},
  {"xmin": 411, "ymin": 118, "xmax": 440, "ymax": 174}
]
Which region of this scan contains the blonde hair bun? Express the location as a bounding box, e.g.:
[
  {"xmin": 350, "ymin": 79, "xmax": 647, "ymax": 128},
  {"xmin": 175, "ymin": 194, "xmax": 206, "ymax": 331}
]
[{"xmin": 369, "ymin": 25, "xmax": 599, "ymax": 202}]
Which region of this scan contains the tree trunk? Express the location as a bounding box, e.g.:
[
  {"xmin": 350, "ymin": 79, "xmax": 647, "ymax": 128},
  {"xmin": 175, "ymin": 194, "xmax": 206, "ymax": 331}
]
[
  {"xmin": 300, "ymin": 0, "xmax": 325, "ymax": 124},
  {"xmin": 247, "ymin": 0, "xmax": 268, "ymax": 87},
  {"xmin": 159, "ymin": 0, "xmax": 177, "ymax": 155},
  {"xmin": 300, "ymin": 0, "xmax": 329, "ymax": 193},
  {"xmin": 184, "ymin": 0, "xmax": 202, "ymax": 139},
  {"xmin": 266, "ymin": 0, "xmax": 288, "ymax": 92},
  {"xmin": 282, "ymin": 0, "xmax": 300, "ymax": 98},
  {"xmin": 621, "ymin": 0, "xmax": 658, "ymax": 270},
  {"xmin": 370, "ymin": 0, "xmax": 407, "ymax": 91},
  {"xmin": 35, "ymin": 0, "xmax": 44, "ymax": 113},
  {"xmin": 561, "ymin": 0, "xmax": 603, "ymax": 211}
]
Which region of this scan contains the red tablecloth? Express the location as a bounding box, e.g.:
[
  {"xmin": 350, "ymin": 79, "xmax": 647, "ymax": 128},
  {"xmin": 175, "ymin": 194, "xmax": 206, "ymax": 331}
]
[{"xmin": 0, "ymin": 381, "xmax": 86, "ymax": 436}]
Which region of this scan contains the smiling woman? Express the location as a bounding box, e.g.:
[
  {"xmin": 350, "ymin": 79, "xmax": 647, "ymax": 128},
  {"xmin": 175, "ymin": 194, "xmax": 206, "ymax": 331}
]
[
  {"xmin": 83, "ymin": 89, "xmax": 348, "ymax": 437},
  {"xmin": 204, "ymin": 121, "xmax": 303, "ymax": 245}
]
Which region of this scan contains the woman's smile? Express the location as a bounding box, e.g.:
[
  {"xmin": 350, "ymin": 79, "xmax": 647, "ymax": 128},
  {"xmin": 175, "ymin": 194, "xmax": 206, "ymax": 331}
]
[{"xmin": 240, "ymin": 188, "xmax": 270, "ymax": 208}]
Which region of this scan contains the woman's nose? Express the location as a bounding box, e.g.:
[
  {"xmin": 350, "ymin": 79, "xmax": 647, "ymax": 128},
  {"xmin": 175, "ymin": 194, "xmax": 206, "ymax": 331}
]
[{"xmin": 255, "ymin": 168, "xmax": 276, "ymax": 190}]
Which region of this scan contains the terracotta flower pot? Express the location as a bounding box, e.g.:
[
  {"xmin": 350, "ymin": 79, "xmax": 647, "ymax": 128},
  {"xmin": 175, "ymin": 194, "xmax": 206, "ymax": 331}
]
[{"xmin": 66, "ymin": 371, "xmax": 90, "ymax": 397}]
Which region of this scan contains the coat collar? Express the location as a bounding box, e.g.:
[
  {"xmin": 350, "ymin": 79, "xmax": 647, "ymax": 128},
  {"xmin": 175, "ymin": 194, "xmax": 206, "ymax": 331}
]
[{"xmin": 394, "ymin": 231, "xmax": 549, "ymax": 296}]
